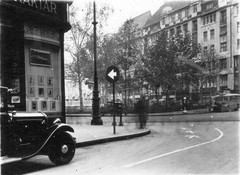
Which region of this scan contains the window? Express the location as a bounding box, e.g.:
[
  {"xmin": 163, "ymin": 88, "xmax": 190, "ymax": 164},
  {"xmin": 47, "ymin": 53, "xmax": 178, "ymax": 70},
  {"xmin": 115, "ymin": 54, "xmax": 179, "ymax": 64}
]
[
  {"xmin": 210, "ymin": 45, "xmax": 215, "ymax": 52},
  {"xmin": 202, "ymin": 13, "xmax": 216, "ymax": 25},
  {"xmin": 237, "ymin": 39, "xmax": 240, "ymax": 50},
  {"xmin": 220, "ymin": 10, "xmax": 227, "ymax": 24},
  {"xmin": 171, "ymin": 14, "xmax": 175, "ymax": 22},
  {"xmin": 220, "ymin": 42, "xmax": 227, "ymax": 52},
  {"xmin": 192, "ymin": 20, "xmax": 197, "ymax": 31},
  {"xmin": 170, "ymin": 28, "xmax": 175, "ymax": 35},
  {"xmin": 210, "ymin": 29, "xmax": 215, "ymax": 39},
  {"xmin": 206, "ymin": 3, "xmax": 213, "ymax": 10},
  {"xmin": 162, "ymin": 17, "xmax": 165, "ymax": 25},
  {"xmin": 178, "ymin": 11, "xmax": 182, "ymax": 19},
  {"xmin": 220, "ymin": 34, "xmax": 227, "ymax": 42},
  {"xmin": 192, "ymin": 32, "xmax": 197, "ymax": 44},
  {"xmin": 185, "ymin": 8, "xmax": 189, "ymax": 17},
  {"xmin": 203, "ymin": 18, "xmax": 206, "ymax": 25},
  {"xmin": 203, "ymin": 46, "xmax": 208, "ymax": 55},
  {"xmin": 210, "ymin": 15, "xmax": 213, "ymax": 23},
  {"xmin": 237, "ymin": 22, "xmax": 240, "ymax": 33},
  {"xmin": 220, "ymin": 26, "xmax": 227, "ymax": 35},
  {"xmin": 220, "ymin": 75, "xmax": 228, "ymax": 86},
  {"xmin": 176, "ymin": 26, "xmax": 181, "ymax": 34},
  {"xmin": 203, "ymin": 31, "xmax": 208, "ymax": 41},
  {"xmin": 193, "ymin": 4, "xmax": 197, "ymax": 13},
  {"xmin": 234, "ymin": 56, "xmax": 239, "ymax": 70},
  {"xmin": 183, "ymin": 23, "xmax": 188, "ymax": 32}
]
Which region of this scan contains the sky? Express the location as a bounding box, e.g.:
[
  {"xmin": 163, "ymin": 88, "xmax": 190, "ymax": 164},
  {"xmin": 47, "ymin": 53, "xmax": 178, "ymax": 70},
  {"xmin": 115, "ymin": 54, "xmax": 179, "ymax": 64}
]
[{"xmin": 72, "ymin": 0, "xmax": 164, "ymax": 33}]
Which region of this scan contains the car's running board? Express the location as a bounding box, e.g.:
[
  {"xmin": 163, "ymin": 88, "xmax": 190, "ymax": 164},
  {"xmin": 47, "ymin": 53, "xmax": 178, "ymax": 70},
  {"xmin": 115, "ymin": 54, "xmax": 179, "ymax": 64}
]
[{"xmin": 0, "ymin": 156, "xmax": 22, "ymax": 165}]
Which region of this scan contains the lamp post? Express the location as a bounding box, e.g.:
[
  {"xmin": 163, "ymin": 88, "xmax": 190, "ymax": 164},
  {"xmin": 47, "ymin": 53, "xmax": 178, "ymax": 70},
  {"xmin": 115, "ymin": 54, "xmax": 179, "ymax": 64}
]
[{"xmin": 91, "ymin": 1, "xmax": 103, "ymax": 125}]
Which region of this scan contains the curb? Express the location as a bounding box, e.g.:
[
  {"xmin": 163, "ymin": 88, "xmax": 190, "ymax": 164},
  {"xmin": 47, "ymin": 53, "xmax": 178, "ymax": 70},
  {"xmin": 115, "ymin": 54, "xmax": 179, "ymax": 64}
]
[{"xmin": 76, "ymin": 129, "xmax": 151, "ymax": 148}]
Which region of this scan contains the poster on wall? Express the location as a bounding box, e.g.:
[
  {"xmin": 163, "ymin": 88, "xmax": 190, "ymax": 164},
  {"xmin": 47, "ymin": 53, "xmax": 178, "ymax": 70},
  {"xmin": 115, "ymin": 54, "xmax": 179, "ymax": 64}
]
[
  {"xmin": 28, "ymin": 87, "xmax": 35, "ymax": 97},
  {"xmin": 48, "ymin": 88, "xmax": 53, "ymax": 97},
  {"xmin": 28, "ymin": 75, "xmax": 34, "ymax": 86},
  {"xmin": 50, "ymin": 101, "xmax": 56, "ymax": 110},
  {"xmin": 38, "ymin": 88, "xmax": 44, "ymax": 97},
  {"xmin": 30, "ymin": 48, "xmax": 51, "ymax": 67},
  {"xmin": 41, "ymin": 101, "xmax": 47, "ymax": 110},
  {"xmin": 38, "ymin": 76, "xmax": 44, "ymax": 86},
  {"xmin": 31, "ymin": 101, "xmax": 37, "ymax": 111}
]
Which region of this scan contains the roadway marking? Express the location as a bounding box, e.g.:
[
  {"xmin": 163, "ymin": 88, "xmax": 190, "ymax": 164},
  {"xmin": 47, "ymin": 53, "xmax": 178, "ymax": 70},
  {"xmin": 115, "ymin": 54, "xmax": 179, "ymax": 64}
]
[{"xmin": 124, "ymin": 128, "xmax": 223, "ymax": 168}]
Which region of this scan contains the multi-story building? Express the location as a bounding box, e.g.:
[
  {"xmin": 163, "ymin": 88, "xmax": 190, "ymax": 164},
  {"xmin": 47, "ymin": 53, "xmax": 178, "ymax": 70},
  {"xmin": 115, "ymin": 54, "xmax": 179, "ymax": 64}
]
[{"xmin": 140, "ymin": 0, "xmax": 240, "ymax": 103}]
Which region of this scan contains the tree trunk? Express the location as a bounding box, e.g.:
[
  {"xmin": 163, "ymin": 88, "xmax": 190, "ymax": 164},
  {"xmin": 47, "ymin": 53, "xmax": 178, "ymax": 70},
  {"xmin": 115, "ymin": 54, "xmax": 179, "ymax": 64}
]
[
  {"xmin": 78, "ymin": 80, "xmax": 83, "ymax": 111},
  {"xmin": 165, "ymin": 89, "xmax": 169, "ymax": 110},
  {"xmin": 155, "ymin": 86, "xmax": 159, "ymax": 104}
]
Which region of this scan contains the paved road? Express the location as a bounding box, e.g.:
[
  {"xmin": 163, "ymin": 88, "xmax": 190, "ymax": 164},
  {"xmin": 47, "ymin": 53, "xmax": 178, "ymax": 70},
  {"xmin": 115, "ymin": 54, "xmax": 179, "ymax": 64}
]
[{"xmin": 2, "ymin": 117, "xmax": 239, "ymax": 174}]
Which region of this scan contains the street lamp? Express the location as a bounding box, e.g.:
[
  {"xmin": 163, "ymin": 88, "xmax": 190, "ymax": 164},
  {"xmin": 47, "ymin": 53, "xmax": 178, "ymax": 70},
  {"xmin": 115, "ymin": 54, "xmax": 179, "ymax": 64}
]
[{"xmin": 91, "ymin": 1, "xmax": 103, "ymax": 125}]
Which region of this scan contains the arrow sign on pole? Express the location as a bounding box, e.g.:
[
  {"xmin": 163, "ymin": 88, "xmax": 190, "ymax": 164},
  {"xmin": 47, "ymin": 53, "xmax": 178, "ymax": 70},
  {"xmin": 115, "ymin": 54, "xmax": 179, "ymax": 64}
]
[
  {"xmin": 106, "ymin": 65, "xmax": 120, "ymax": 83},
  {"xmin": 108, "ymin": 69, "xmax": 117, "ymax": 80}
]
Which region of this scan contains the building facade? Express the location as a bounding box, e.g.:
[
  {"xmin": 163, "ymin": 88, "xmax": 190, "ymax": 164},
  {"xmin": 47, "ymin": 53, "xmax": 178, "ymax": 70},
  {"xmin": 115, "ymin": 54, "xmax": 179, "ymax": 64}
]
[
  {"xmin": 0, "ymin": 0, "xmax": 72, "ymax": 121},
  {"xmin": 141, "ymin": 0, "xmax": 240, "ymax": 103}
]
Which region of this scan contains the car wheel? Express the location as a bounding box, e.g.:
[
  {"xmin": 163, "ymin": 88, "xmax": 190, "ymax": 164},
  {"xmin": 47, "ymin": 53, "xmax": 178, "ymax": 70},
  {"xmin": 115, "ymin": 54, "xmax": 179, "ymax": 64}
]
[{"xmin": 48, "ymin": 132, "xmax": 76, "ymax": 165}]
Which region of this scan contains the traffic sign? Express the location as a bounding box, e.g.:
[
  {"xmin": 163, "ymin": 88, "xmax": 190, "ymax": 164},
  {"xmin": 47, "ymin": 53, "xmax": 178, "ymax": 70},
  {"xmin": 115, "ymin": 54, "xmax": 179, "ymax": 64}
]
[{"xmin": 106, "ymin": 65, "xmax": 120, "ymax": 83}]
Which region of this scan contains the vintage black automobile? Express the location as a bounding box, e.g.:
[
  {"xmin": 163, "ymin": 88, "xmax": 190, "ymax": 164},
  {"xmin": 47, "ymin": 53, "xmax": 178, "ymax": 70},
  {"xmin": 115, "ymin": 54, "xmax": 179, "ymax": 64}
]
[{"xmin": 0, "ymin": 86, "xmax": 76, "ymax": 165}]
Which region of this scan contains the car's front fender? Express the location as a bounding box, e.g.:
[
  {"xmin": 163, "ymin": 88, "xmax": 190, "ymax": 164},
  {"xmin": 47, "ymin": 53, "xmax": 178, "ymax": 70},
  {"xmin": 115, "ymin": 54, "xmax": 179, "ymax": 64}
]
[{"xmin": 19, "ymin": 123, "xmax": 75, "ymax": 159}]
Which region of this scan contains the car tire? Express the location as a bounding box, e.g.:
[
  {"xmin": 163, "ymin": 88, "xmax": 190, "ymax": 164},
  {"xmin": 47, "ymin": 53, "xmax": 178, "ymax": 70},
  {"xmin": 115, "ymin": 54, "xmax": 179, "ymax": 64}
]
[{"xmin": 48, "ymin": 132, "xmax": 76, "ymax": 165}]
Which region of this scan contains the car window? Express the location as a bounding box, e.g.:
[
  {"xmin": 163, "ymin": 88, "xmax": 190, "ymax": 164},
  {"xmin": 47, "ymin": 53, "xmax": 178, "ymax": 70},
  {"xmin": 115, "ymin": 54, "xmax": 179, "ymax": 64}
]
[
  {"xmin": 223, "ymin": 97, "xmax": 229, "ymax": 101},
  {"xmin": 214, "ymin": 97, "xmax": 223, "ymax": 102}
]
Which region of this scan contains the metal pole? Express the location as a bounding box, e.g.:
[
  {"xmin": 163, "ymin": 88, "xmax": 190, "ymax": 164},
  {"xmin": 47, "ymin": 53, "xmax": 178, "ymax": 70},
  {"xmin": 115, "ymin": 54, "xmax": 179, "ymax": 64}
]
[
  {"xmin": 113, "ymin": 83, "xmax": 116, "ymax": 134},
  {"xmin": 91, "ymin": 1, "xmax": 103, "ymax": 125}
]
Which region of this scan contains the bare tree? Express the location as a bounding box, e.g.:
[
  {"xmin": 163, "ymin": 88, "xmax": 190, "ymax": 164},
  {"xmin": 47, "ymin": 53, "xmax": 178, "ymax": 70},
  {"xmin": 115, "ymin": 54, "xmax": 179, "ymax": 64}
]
[{"xmin": 65, "ymin": 3, "xmax": 113, "ymax": 111}]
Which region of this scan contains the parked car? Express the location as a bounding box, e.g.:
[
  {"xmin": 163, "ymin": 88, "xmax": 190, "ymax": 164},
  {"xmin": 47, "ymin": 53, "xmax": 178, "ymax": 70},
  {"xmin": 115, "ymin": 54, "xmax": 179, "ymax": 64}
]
[
  {"xmin": 211, "ymin": 93, "xmax": 240, "ymax": 112},
  {"xmin": 0, "ymin": 86, "xmax": 76, "ymax": 165}
]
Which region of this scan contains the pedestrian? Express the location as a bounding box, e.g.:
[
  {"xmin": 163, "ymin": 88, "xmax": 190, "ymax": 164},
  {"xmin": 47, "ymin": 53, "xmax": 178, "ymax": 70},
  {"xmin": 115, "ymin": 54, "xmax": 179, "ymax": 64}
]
[{"xmin": 136, "ymin": 96, "xmax": 148, "ymax": 129}]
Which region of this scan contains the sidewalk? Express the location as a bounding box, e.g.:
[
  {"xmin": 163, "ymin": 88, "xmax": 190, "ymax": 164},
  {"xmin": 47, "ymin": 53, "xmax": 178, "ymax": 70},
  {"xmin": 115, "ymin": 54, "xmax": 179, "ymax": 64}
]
[
  {"xmin": 67, "ymin": 123, "xmax": 151, "ymax": 148},
  {"xmin": 65, "ymin": 109, "xmax": 209, "ymax": 148}
]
